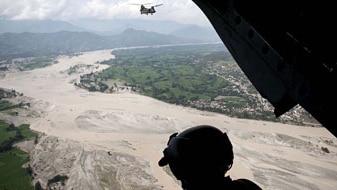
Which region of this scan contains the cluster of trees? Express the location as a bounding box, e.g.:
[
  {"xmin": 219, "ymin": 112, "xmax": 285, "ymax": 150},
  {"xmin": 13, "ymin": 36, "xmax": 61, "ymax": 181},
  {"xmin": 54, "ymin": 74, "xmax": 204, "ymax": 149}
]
[
  {"xmin": 47, "ymin": 175, "xmax": 69, "ymax": 186},
  {"xmin": 33, "ymin": 175, "xmax": 69, "ymax": 190},
  {"xmin": 0, "ymin": 88, "xmax": 19, "ymax": 99},
  {"xmin": 0, "ymin": 124, "xmax": 24, "ymax": 152}
]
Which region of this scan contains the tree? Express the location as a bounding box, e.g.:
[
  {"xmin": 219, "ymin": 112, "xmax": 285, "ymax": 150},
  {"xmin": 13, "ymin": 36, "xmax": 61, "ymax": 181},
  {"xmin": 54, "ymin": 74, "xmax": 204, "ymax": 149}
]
[
  {"xmin": 34, "ymin": 136, "xmax": 39, "ymax": 144},
  {"xmin": 6, "ymin": 123, "xmax": 15, "ymax": 131},
  {"xmin": 35, "ymin": 181, "xmax": 43, "ymax": 190}
]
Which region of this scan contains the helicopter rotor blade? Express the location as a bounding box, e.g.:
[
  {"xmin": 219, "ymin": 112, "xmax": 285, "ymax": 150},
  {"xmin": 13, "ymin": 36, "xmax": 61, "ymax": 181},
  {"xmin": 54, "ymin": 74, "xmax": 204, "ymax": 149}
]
[
  {"xmin": 129, "ymin": 2, "xmax": 152, "ymax": 5},
  {"xmin": 154, "ymin": 4, "xmax": 163, "ymax": 7}
]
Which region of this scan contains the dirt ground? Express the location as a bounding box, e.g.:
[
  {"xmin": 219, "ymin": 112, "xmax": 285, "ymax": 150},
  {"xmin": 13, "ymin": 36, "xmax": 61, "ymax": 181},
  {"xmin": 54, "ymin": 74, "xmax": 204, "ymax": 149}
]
[{"xmin": 2, "ymin": 49, "xmax": 337, "ymax": 190}]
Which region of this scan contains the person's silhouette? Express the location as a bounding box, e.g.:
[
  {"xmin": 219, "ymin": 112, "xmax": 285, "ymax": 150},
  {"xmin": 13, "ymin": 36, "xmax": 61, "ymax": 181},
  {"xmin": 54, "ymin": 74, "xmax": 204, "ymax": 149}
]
[{"xmin": 158, "ymin": 125, "xmax": 262, "ymax": 190}]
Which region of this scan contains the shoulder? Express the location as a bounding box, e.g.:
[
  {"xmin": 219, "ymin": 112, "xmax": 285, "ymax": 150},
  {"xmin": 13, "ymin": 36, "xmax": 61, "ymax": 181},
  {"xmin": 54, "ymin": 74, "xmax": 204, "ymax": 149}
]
[{"xmin": 231, "ymin": 178, "xmax": 262, "ymax": 190}]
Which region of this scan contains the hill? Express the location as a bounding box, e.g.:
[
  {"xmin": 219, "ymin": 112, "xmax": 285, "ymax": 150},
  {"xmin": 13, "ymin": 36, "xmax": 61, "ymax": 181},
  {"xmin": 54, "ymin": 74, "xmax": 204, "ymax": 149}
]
[
  {"xmin": 0, "ymin": 19, "xmax": 84, "ymax": 33},
  {"xmin": 0, "ymin": 28, "xmax": 201, "ymax": 61}
]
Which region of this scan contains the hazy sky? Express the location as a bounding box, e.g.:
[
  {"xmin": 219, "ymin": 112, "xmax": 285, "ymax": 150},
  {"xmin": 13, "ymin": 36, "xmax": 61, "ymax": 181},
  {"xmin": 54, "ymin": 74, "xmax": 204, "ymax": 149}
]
[{"xmin": 0, "ymin": 0, "xmax": 212, "ymax": 27}]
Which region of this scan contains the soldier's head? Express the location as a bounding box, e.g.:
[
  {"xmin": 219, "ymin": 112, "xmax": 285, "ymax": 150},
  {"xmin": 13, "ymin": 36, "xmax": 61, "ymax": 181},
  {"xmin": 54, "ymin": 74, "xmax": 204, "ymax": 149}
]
[{"xmin": 158, "ymin": 125, "xmax": 234, "ymax": 185}]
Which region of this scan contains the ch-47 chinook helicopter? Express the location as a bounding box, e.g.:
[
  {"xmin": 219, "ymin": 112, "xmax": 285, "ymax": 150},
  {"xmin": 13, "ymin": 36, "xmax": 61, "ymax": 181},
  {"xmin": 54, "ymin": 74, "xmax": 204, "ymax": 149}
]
[{"xmin": 130, "ymin": 3, "xmax": 163, "ymax": 15}]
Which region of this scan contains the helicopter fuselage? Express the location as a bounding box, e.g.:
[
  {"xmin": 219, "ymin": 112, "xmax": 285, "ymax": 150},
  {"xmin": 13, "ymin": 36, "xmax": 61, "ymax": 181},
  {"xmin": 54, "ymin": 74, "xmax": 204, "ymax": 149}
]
[{"xmin": 140, "ymin": 5, "xmax": 156, "ymax": 15}]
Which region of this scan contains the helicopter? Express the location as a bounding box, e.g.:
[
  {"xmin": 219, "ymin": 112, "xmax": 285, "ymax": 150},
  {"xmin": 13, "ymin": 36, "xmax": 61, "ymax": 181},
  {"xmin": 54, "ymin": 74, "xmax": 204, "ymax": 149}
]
[{"xmin": 130, "ymin": 3, "xmax": 163, "ymax": 15}]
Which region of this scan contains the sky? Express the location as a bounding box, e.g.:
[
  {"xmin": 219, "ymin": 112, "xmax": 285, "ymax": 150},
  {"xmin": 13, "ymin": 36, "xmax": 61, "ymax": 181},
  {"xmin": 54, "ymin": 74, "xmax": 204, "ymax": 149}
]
[{"xmin": 0, "ymin": 0, "xmax": 212, "ymax": 27}]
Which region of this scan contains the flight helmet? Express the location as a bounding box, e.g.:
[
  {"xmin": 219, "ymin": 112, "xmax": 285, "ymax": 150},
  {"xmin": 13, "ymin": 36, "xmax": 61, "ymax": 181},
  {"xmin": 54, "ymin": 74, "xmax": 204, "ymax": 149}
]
[{"xmin": 158, "ymin": 125, "xmax": 234, "ymax": 180}]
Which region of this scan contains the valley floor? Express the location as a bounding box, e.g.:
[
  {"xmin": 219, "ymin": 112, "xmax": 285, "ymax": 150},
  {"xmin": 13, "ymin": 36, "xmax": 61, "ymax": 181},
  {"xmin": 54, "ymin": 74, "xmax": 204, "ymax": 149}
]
[{"xmin": 1, "ymin": 49, "xmax": 337, "ymax": 190}]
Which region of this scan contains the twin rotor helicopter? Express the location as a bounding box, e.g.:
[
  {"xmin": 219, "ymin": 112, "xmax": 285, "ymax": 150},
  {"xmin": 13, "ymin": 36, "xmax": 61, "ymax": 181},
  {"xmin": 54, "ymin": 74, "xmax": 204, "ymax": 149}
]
[{"xmin": 129, "ymin": 3, "xmax": 163, "ymax": 15}]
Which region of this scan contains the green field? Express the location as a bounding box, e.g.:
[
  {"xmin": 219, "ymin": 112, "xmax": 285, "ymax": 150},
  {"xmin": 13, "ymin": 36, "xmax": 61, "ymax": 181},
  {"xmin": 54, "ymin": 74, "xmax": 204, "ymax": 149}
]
[
  {"xmin": 0, "ymin": 100, "xmax": 13, "ymax": 111},
  {"xmin": 0, "ymin": 120, "xmax": 37, "ymax": 190},
  {"xmin": 18, "ymin": 56, "xmax": 56, "ymax": 71},
  {"xmin": 77, "ymin": 43, "xmax": 317, "ymax": 125},
  {"xmin": 82, "ymin": 44, "xmax": 234, "ymax": 104},
  {"xmin": 0, "ymin": 149, "xmax": 34, "ymax": 190},
  {"xmin": 78, "ymin": 44, "xmax": 278, "ymax": 119}
]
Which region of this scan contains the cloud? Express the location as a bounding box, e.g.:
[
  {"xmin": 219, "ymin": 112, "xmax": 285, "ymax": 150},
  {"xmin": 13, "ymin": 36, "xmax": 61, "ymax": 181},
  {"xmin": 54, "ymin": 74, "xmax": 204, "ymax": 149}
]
[{"xmin": 0, "ymin": 0, "xmax": 211, "ymax": 27}]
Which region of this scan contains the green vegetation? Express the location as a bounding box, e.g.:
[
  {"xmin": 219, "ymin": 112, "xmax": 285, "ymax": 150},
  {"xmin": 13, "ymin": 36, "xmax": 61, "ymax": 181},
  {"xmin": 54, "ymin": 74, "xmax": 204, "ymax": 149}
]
[
  {"xmin": 0, "ymin": 89, "xmax": 30, "ymax": 117},
  {"xmin": 47, "ymin": 175, "xmax": 69, "ymax": 186},
  {"xmin": 0, "ymin": 100, "xmax": 26, "ymax": 115},
  {"xmin": 82, "ymin": 44, "xmax": 233, "ymax": 103},
  {"xmin": 79, "ymin": 44, "xmax": 277, "ymax": 120},
  {"xmin": 78, "ymin": 43, "xmax": 318, "ymax": 125},
  {"xmin": 9, "ymin": 56, "xmax": 57, "ymax": 71},
  {"xmin": 321, "ymin": 147, "xmax": 330, "ymax": 153},
  {"xmin": 19, "ymin": 56, "xmax": 56, "ymax": 70},
  {"xmin": 0, "ymin": 29, "xmax": 197, "ymax": 62},
  {"xmin": 0, "ymin": 100, "xmax": 13, "ymax": 112},
  {"xmin": 0, "ymin": 120, "xmax": 38, "ymax": 190},
  {"xmin": 0, "ymin": 148, "xmax": 34, "ymax": 190}
]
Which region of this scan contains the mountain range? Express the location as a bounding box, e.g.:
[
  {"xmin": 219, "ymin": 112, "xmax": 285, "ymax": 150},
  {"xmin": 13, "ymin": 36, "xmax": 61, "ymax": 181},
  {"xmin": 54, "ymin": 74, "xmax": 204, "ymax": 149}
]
[
  {"xmin": 0, "ymin": 19, "xmax": 220, "ymax": 40},
  {"xmin": 0, "ymin": 19, "xmax": 221, "ymax": 61}
]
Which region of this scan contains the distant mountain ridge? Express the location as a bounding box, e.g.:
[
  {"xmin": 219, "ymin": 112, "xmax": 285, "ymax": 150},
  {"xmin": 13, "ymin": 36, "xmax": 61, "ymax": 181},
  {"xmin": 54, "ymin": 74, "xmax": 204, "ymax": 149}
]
[
  {"xmin": 0, "ymin": 28, "xmax": 203, "ymax": 61},
  {"xmin": 68, "ymin": 19, "xmax": 190, "ymax": 35},
  {"xmin": 0, "ymin": 19, "xmax": 221, "ymax": 61},
  {"xmin": 0, "ymin": 19, "xmax": 220, "ymax": 42},
  {"xmin": 171, "ymin": 25, "xmax": 220, "ymax": 42},
  {"xmin": 0, "ymin": 19, "xmax": 84, "ymax": 33}
]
